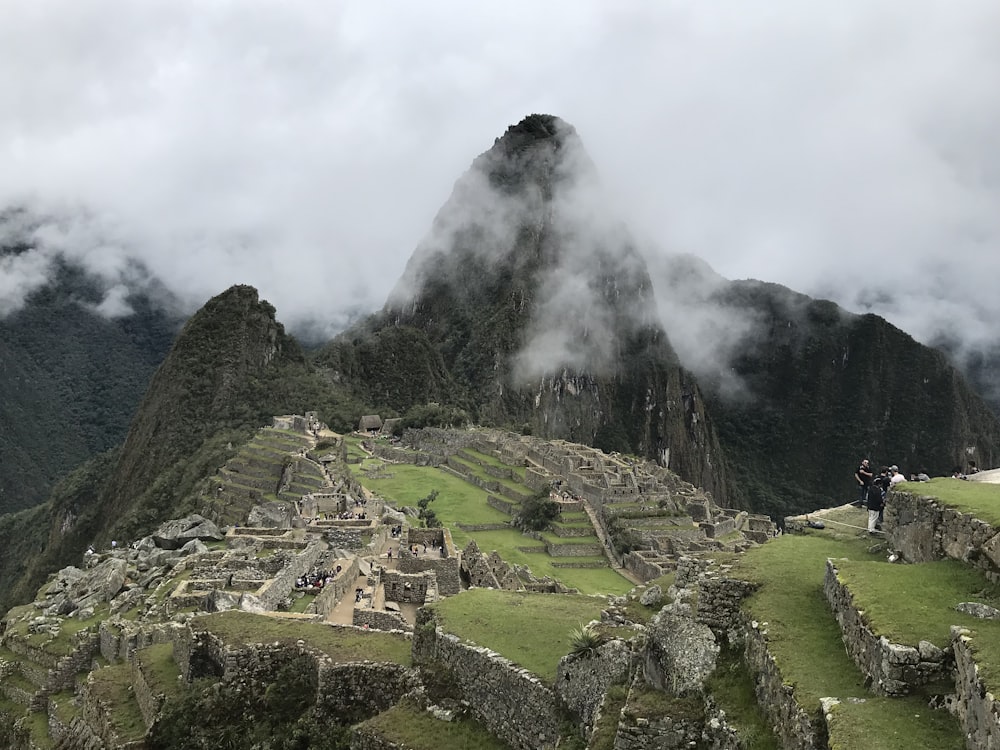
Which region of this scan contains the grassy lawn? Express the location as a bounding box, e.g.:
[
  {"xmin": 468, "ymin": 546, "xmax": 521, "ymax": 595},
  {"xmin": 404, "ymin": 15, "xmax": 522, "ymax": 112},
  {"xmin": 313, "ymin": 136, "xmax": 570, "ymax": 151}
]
[
  {"xmin": 288, "ymin": 592, "xmax": 317, "ymax": 613},
  {"xmin": 826, "ymin": 696, "xmax": 963, "ymax": 750},
  {"xmin": 429, "ymin": 589, "xmax": 610, "ymax": 682},
  {"xmin": 356, "ymin": 462, "xmax": 511, "ymax": 526},
  {"xmin": 833, "ymin": 558, "xmax": 1000, "ymax": 648},
  {"xmin": 899, "ymin": 478, "xmax": 1000, "ymax": 526},
  {"xmin": 450, "ymin": 455, "xmax": 530, "ymax": 495},
  {"xmin": 190, "ymin": 611, "xmax": 412, "ymax": 665},
  {"xmin": 359, "ymin": 699, "xmax": 512, "ymax": 749}
]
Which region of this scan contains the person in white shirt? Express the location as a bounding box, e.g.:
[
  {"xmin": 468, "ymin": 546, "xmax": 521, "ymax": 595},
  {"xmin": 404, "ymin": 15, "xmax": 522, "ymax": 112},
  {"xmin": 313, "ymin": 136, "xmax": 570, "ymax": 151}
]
[{"xmin": 889, "ymin": 465, "xmax": 907, "ymax": 486}]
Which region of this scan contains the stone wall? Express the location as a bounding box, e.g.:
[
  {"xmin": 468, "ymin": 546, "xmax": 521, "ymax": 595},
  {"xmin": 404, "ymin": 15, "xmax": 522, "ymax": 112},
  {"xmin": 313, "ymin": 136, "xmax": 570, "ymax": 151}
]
[
  {"xmin": 412, "ymin": 609, "xmax": 562, "ymax": 750},
  {"xmin": 545, "ymin": 541, "xmax": 604, "ymax": 557},
  {"xmin": 397, "ymin": 528, "xmax": 460, "ymax": 595},
  {"xmin": 352, "ymin": 608, "xmax": 412, "ymax": 632},
  {"xmin": 254, "ymin": 540, "xmax": 326, "ymax": 610},
  {"xmin": 99, "ymin": 620, "xmax": 183, "ymax": 665},
  {"xmin": 951, "ymin": 625, "xmax": 1000, "ymax": 748},
  {"xmin": 310, "ymin": 557, "xmax": 361, "ymax": 617},
  {"xmin": 743, "ymin": 621, "xmax": 826, "ymax": 750},
  {"xmin": 887, "ymin": 491, "xmax": 1000, "ymax": 581},
  {"xmin": 823, "ymin": 559, "xmax": 950, "ymax": 696},
  {"xmin": 383, "ymin": 570, "xmax": 435, "ymax": 604},
  {"xmin": 487, "ymin": 493, "xmax": 517, "ymax": 515},
  {"xmin": 555, "ymin": 639, "xmax": 633, "ymax": 729}
]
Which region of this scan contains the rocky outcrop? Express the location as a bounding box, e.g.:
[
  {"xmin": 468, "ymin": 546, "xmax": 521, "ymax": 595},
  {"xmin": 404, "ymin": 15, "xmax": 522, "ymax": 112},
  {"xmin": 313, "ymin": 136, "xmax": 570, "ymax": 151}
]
[{"xmin": 151, "ymin": 514, "xmax": 224, "ymax": 550}]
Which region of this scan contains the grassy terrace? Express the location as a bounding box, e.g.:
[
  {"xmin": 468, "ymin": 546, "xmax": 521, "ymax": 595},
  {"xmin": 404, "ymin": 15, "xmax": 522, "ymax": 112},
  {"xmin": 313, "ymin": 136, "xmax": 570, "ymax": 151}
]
[
  {"xmin": 462, "ymin": 448, "xmax": 527, "ymax": 480},
  {"xmin": 728, "ymin": 505, "xmax": 965, "ymax": 749},
  {"xmin": 89, "ymin": 662, "xmax": 147, "ymax": 742},
  {"xmin": 351, "ymin": 451, "xmax": 632, "ymax": 594},
  {"xmin": 429, "ymin": 589, "xmax": 608, "ymax": 682},
  {"xmin": 5, "ymin": 605, "xmax": 107, "ymax": 656},
  {"xmin": 136, "ymin": 643, "xmax": 183, "ymax": 701},
  {"xmin": 834, "ymin": 558, "xmax": 1000, "ymax": 648},
  {"xmin": 449, "ymin": 455, "xmax": 529, "ymax": 495},
  {"xmin": 899, "ymin": 477, "xmax": 1000, "ymax": 526},
  {"xmin": 190, "ymin": 611, "xmax": 412, "ymax": 665},
  {"xmin": 359, "ymin": 699, "xmax": 512, "ymax": 750}
]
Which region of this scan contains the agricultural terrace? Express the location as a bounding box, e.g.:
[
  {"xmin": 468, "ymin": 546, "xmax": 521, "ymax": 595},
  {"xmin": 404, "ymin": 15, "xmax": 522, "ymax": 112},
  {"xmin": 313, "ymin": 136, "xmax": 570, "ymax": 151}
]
[{"xmin": 346, "ymin": 437, "xmax": 631, "ymax": 595}]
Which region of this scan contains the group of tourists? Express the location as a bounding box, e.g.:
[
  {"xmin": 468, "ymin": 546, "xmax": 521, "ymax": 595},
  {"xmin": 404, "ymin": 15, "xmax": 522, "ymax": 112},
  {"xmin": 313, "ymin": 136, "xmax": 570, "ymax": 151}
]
[{"xmin": 854, "ymin": 459, "xmax": 907, "ymax": 533}]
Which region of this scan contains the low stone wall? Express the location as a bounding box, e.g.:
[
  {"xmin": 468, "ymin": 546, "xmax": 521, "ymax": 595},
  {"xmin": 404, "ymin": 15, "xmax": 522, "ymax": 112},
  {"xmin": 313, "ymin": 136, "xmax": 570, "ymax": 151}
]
[
  {"xmin": 352, "ymin": 608, "xmax": 411, "ymax": 632},
  {"xmin": 412, "ymin": 609, "xmax": 562, "ymax": 750},
  {"xmin": 695, "ymin": 576, "xmax": 758, "ymax": 635},
  {"xmin": 456, "ymin": 522, "xmax": 510, "ymax": 531},
  {"xmin": 823, "ymin": 559, "xmax": 950, "ymax": 695},
  {"xmin": 886, "ymin": 491, "xmax": 1000, "ymax": 581},
  {"xmin": 78, "ymin": 675, "xmax": 147, "ymax": 750},
  {"xmin": 551, "ymin": 524, "xmax": 595, "ymax": 538},
  {"xmin": 99, "ymin": 621, "xmax": 187, "ymax": 664},
  {"xmin": 951, "ymin": 626, "xmax": 1000, "ymax": 748},
  {"xmin": 487, "ymin": 494, "xmax": 517, "ymax": 515},
  {"xmin": 131, "ymin": 650, "xmax": 161, "ymax": 729},
  {"xmin": 184, "ymin": 626, "xmax": 419, "ymax": 723},
  {"xmin": 623, "ymin": 551, "xmax": 668, "ymax": 582},
  {"xmin": 372, "ymin": 443, "xmax": 445, "ymax": 467},
  {"xmin": 398, "ymin": 528, "xmax": 460, "ymax": 595},
  {"xmin": 383, "ymin": 570, "xmax": 435, "ymax": 604},
  {"xmin": 546, "ymin": 541, "xmax": 604, "ymax": 557},
  {"xmin": 254, "ymin": 540, "xmax": 326, "ymax": 610},
  {"xmin": 743, "ymin": 621, "xmax": 826, "ymax": 750},
  {"xmin": 310, "ymin": 558, "xmax": 361, "ymax": 617}
]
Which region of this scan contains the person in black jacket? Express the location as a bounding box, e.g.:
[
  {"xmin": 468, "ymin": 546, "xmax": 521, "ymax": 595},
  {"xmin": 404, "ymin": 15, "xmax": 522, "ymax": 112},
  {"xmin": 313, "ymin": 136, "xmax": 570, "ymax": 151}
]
[{"xmin": 855, "ymin": 459, "xmax": 873, "ymax": 506}]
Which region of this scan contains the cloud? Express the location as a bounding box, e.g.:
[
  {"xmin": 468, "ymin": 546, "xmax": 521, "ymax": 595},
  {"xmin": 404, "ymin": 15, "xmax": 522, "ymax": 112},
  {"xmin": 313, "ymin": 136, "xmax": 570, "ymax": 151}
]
[{"xmin": 1, "ymin": 0, "xmax": 998, "ymax": 381}]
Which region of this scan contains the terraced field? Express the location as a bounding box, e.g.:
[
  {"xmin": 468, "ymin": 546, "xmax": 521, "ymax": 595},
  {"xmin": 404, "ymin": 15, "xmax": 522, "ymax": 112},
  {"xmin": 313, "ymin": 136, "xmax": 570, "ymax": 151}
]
[{"xmin": 347, "ymin": 438, "xmax": 631, "ymax": 594}]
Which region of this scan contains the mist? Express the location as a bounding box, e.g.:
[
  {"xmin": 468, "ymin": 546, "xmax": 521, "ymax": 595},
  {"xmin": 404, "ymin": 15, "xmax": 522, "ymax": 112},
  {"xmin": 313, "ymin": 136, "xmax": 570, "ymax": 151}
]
[{"xmin": 2, "ymin": 1, "xmax": 999, "ymax": 387}]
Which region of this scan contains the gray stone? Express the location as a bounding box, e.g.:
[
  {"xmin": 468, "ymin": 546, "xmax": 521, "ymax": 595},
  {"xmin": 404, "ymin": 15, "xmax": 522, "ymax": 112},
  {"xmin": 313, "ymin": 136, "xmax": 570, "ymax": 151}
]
[
  {"xmin": 918, "ymin": 640, "xmax": 946, "ymax": 661},
  {"xmin": 639, "ymin": 584, "xmax": 663, "ymax": 607},
  {"xmin": 152, "ymin": 514, "xmax": 224, "ymax": 549},
  {"xmin": 180, "ymin": 539, "xmax": 210, "ymax": 556},
  {"xmin": 247, "ymin": 502, "xmax": 294, "ymax": 529},
  {"xmin": 956, "ymin": 602, "xmax": 1000, "ymax": 620},
  {"xmin": 645, "ymin": 608, "xmax": 719, "ymax": 696}
]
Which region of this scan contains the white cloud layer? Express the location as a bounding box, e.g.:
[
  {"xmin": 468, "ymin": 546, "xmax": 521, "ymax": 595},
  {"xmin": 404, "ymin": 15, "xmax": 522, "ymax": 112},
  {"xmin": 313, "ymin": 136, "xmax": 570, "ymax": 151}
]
[{"xmin": 2, "ymin": 1, "xmax": 999, "ymax": 361}]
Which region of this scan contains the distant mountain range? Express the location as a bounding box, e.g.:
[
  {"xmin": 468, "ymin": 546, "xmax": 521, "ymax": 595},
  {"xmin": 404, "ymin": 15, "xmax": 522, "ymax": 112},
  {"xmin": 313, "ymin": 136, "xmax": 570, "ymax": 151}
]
[{"xmin": 2, "ymin": 114, "xmax": 999, "ymax": 610}]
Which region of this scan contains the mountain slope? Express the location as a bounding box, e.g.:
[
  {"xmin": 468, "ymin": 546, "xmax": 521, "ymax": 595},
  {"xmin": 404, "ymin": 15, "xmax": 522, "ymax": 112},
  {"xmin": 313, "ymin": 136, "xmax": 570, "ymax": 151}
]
[
  {"xmin": 317, "ymin": 114, "xmax": 728, "ymax": 501},
  {"xmin": 649, "ymin": 254, "xmax": 1000, "ymax": 516},
  {"xmin": 0, "ymin": 258, "xmax": 179, "ymax": 515},
  {"xmin": 0, "ymin": 285, "xmax": 336, "ymax": 612}
]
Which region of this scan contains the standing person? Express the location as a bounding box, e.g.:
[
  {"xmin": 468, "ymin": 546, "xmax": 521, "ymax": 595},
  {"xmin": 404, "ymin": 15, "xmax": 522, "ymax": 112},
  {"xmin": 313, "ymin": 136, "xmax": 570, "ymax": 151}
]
[
  {"xmin": 855, "ymin": 459, "xmax": 873, "ymax": 506},
  {"xmin": 875, "ymin": 466, "xmax": 892, "ymax": 528},
  {"xmin": 867, "ymin": 477, "xmax": 885, "ymax": 534}
]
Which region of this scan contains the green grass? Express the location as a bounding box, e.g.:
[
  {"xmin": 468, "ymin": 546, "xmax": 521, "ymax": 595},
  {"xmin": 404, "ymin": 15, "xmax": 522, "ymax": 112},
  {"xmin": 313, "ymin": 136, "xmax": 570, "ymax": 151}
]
[
  {"xmin": 288, "ymin": 592, "xmax": 317, "ymax": 613},
  {"xmin": 355, "ymin": 461, "xmax": 510, "ymax": 525},
  {"xmin": 351, "ymin": 460, "xmax": 631, "ymax": 594},
  {"xmin": 589, "ymin": 684, "xmax": 626, "ymax": 750},
  {"xmin": 450, "ymin": 456, "xmax": 530, "ymax": 495},
  {"xmin": 705, "ymin": 647, "xmax": 780, "ymax": 749},
  {"xmin": 136, "ymin": 643, "xmax": 183, "ymax": 700},
  {"xmin": 826, "ymin": 695, "xmax": 963, "ymax": 750},
  {"xmin": 728, "ymin": 513, "xmax": 970, "ymax": 749},
  {"xmin": 89, "ymin": 662, "xmax": 148, "ymax": 741},
  {"xmin": 900, "ymin": 478, "xmax": 1000, "ymax": 526},
  {"xmin": 359, "ymin": 698, "xmax": 512, "ymax": 749},
  {"xmin": 190, "ymin": 611, "xmax": 412, "ymax": 665},
  {"xmin": 429, "ymin": 589, "xmax": 609, "ymax": 682},
  {"xmin": 834, "ymin": 558, "xmax": 1000, "ymax": 647},
  {"xmin": 964, "ymin": 621, "xmax": 1000, "ymax": 689}
]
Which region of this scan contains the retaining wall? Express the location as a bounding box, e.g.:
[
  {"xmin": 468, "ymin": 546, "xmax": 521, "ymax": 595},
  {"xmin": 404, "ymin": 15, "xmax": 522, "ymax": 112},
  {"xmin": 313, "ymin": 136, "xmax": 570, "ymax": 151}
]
[
  {"xmin": 951, "ymin": 626, "xmax": 1000, "ymax": 748},
  {"xmin": 823, "ymin": 559, "xmax": 950, "ymax": 695},
  {"xmin": 412, "ymin": 609, "xmax": 562, "ymax": 750}
]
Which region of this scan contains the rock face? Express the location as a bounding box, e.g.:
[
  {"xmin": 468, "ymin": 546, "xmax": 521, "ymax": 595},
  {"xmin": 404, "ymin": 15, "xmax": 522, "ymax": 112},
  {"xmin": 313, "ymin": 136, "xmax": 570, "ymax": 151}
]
[
  {"xmin": 644, "ymin": 607, "xmax": 720, "ymax": 696},
  {"xmin": 151, "ymin": 515, "xmax": 224, "ymax": 550},
  {"xmin": 38, "ymin": 557, "xmax": 127, "ymax": 617},
  {"xmin": 320, "ymin": 115, "xmax": 728, "ymax": 501}
]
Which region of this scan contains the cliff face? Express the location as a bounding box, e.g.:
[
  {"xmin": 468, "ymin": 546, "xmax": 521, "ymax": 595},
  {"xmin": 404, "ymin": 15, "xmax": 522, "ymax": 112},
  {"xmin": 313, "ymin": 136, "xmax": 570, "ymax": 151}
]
[
  {"xmin": 648, "ymin": 255, "xmax": 1000, "ymax": 516},
  {"xmin": 321, "ymin": 115, "xmax": 728, "ymax": 501}
]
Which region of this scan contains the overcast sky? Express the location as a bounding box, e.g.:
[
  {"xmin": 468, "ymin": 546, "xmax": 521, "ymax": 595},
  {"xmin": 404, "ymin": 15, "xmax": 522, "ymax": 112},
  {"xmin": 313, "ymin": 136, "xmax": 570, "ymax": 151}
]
[{"xmin": 2, "ymin": 1, "xmax": 999, "ymax": 357}]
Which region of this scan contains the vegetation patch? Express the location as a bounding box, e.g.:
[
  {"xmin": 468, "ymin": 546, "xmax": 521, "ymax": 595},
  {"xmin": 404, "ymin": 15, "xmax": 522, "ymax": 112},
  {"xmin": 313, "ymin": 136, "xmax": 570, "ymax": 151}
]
[
  {"xmin": 588, "ymin": 684, "xmax": 627, "ymax": 750},
  {"xmin": 705, "ymin": 646, "xmax": 779, "ymax": 749},
  {"xmin": 358, "ymin": 698, "xmax": 511, "ymax": 750},
  {"xmin": 190, "ymin": 611, "xmax": 412, "ymax": 665},
  {"xmin": 825, "ymin": 695, "xmax": 963, "ymax": 750},
  {"xmin": 899, "ymin": 478, "xmax": 1000, "ymax": 526},
  {"xmin": 89, "ymin": 662, "xmax": 147, "ymax": 742},
  {"xmin": 429, "ymin": 589, "xmax": 609, "ymax": 682}
]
